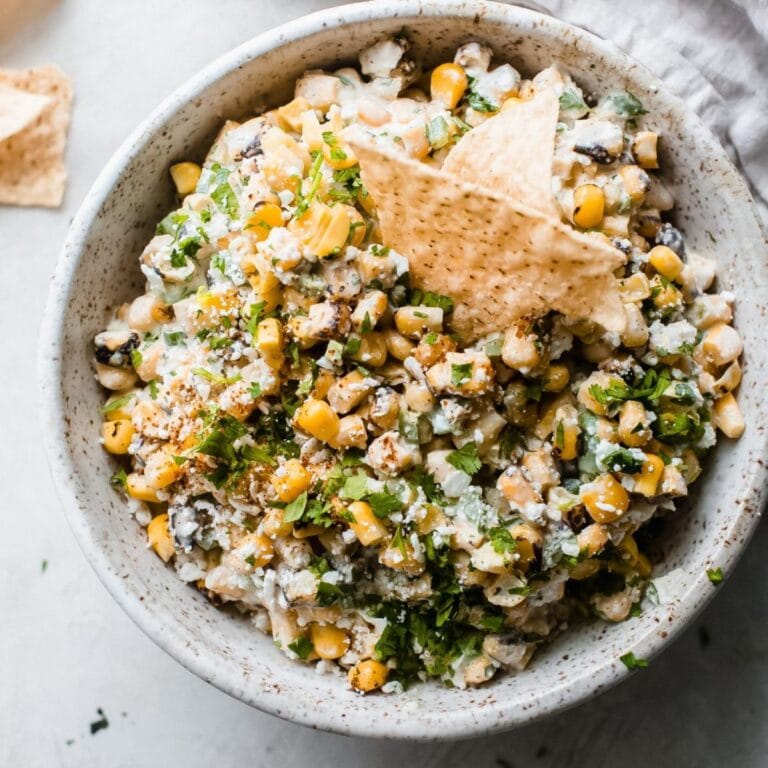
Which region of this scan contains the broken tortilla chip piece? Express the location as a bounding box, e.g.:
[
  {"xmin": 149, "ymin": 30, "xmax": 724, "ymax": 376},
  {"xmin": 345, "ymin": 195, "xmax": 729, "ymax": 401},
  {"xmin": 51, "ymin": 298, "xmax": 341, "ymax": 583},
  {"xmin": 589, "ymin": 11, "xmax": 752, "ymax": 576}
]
[
  {"xmin": 0, "ymin": 65, "xmax": 72, "ymax": 207},
  {"xmin": 442, "ymin": 88, "xmax": 560, "ymax": 215},
  {"xmin": 0, "ymin": 85, "xmax": 50, "ymax": 143},
  {"xmin": 348, "ymin": 135, "xmax": 626, "ymax": 341}
]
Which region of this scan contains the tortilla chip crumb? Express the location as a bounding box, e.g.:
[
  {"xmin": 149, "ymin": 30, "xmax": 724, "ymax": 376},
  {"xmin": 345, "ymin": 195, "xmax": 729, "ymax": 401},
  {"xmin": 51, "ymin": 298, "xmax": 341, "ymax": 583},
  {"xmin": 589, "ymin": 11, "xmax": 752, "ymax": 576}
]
[{"xmin": 0, "ymin": 65, "xmax": 73, "ymax": 208}]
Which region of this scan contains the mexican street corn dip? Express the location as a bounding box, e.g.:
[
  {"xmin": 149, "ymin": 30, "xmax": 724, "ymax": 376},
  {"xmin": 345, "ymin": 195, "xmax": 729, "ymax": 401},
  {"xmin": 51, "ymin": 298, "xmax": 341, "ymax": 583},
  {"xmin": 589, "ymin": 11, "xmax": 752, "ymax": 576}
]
[{"xmin": 95, "ymin": 37, "xmax": 744, "ymax": 693}]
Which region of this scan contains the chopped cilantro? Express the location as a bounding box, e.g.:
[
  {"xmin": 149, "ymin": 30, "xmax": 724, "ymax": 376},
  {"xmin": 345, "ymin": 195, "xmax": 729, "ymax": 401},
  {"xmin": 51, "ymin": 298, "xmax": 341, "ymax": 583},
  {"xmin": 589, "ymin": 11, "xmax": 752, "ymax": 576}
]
[
  {"xmin": 559, "ymin": 89, "xmax": 588, "ymax": 112},
  {"xmin": 706, "ymin": 567, "xmax": 724, "ymax": 585},
  {"xmin": 605, "ymin": 90, "xmax": 647, "ymax": 118},
  {"xmin": 110, "ymin": 468, "xmax": 128, "ymax": 489},
  {"xmin": 148, "ymin": 379, "xmax": 159, "ymax": 400},
  {"xmin": 341, "ymin": 472, "xmax": 369, "ymax": 500},
  {"xmin": 620, "ymin": 652, "xmax": 648, "ymax": 670},
  {"xmin": 288, "ymin": 635, "xmax": 314, "ymax": 660},
  {"xmin": 445, "ymin": 442, "xmax": 482, "ymax": 476},
  {"xmin": 425, "ymin": 115, "xmax": 451, "ymax": 150},
  {"xmin": 410, "ymin": 289, "xmax": 454, "ymax": 313},
  {"xmin": 211, "ymin": 181, "xmax": 238, "ymax": 218},
  {"xmin": 283, "ymin": 491, "xmax": 308, "ymax": 523},
  {"xmin": 129, "ymin": 349, "xmax": 142, "ymax": 370},
  {"xmin": 100, "ymin": 393, "xmax": 134, "ymax": 415},
  {"xmin": 488, "ymin": 527, "xmax": 517, "ymax": 555},
  {"xmin": 451, "ymin": 362, "xmax": 473, "ymax": 387},
  {"xmin": 164, "ymin": 331, "xmax": 185, "ymax": 346},
  {"xmin": 465, "ymin": 76, "xmax": 497, "ymax": 112},
  {"xmin": 368, "ymin": 491, "xmax": 403, "ymax": 518}
]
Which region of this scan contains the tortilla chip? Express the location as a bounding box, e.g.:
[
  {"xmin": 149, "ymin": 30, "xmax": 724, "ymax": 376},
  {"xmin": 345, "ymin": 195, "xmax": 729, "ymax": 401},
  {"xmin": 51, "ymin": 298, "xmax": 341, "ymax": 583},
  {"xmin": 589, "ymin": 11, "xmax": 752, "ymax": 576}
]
[
  {"xmin": 348, "ymin": 136, "xmax": 626, "ymax": 341},
  {"xmin": 0, "ymin": 65, "xmax": 72, "ymax": 207},
  {"xmin": 0, "ymin": 85, "xmax": 50, "ymax": 142},
  {"xmin": 442, "ymin": 89, "xmax": 559, "ymax": 214}
]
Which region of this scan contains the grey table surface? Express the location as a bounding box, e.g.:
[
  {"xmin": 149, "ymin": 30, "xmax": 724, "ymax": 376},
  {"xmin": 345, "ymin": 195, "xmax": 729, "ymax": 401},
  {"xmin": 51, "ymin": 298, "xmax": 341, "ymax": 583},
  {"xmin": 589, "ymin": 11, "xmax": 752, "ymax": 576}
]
[{"xmin": 1, "ymin": 1, "xmax": 765, "ymax": 765}]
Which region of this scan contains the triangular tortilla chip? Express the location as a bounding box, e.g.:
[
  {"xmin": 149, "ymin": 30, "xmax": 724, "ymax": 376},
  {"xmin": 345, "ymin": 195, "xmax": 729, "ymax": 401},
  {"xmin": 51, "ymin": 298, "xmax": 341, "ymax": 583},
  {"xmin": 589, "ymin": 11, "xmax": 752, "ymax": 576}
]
[
  {"xmin": 0, "ymin": 65, "xmax": 72, "ymax": 207},
  {"xmin": 0, "ymin": 85, "xmax": 50, "ymax": 143},
  {"xmin": 348, "ymin": 136, "xmax": 626, "ymax": 341},
  {"xmin": 442, "ymin": 89, "xmax": 560, "ymax": 215}
]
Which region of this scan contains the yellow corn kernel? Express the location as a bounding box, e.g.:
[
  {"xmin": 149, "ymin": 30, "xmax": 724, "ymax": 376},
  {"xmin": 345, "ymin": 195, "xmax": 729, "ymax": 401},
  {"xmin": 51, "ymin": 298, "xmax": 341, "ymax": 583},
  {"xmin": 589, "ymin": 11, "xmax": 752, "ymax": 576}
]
[
  {"xmin": 633, "ymin": 454, "xmax": 665, "ymax": 497},
  {"xmin": 245, "ymin": 202, "xmax": 284, "ymax": 243},
  {"xmin": 430, "ymin": 62, "xmax": 468, "ymax": 109},
  {"xmin": 618, "ymin": 534, "xmax": 652, "ymax": 579},
  {"xmin": 501, "ymin": 323, "xmax": 541, "ymax": 372},
  {"xmin": 348, "ymin": 500, "xmax": 387, "ymax": 546},
  {"xmin": 552, "ymin": 404, "xmax": 579, "ymax": 461},
  {"xmin": 125, "ymin": 472, "xmax": 161, "ymax": 503},
  {"xmin": 618, "ymin": 400, "xmax": 652, "ymax": 447},
  {"xmin": 573, "ymin": 184, "xmax": 605, "ymax": 229},
  {"xmin": 621, "ymin": 303, "xmax": 649, "ymax": 348},
  {"xmin": 394, "ymin": 306, "xmax": 444, "ymax": 339},
  {"xmin": 577, "ymin": 523, "xmax": 609, "ymax": 557},
  {"xmin": 350, "ymin": 332, "xmax": 388, "ymax": 367},
  {"xmin": 312, "ymin": 369, "xmax": 335, "ymax": 400},
  {"xmin": 144, "ymin": 449, "xmax": 184, "ymax": 490},
  {"xmin": 255, "ymin": 317, "xmax": 284, "ymax": 364},
  {"xmin": 310, "ymin": 624, "xmax": 350, "ymax": 660},
  {"xmin": 379, "ymin": 538, "xmax": 424, "ymax": 575},
  {"xmin": 382, "ymin": 329, "xmax": 413, "ymax": 360},
  {"xmin": 169, "ymin": 162, "xmax": 202, "ymax": 196},
  {"xmin": 147, "ymin": 513, "xmax": 175, "ymax": 562},
  {"xmin": 346, "ymin": 206, "xmax": 366, "ymax": 247},
  {"xmin": 321, "ymin": 132, "xmax": 358, "ymax": 170},
  {"xmin": 633, "ymin": 130, "xmax": 659, "ymax": 169},
  {"xmin": 262, "ymin": 506, "xmax": 293, "ymax": 538},
  {"xmin": 619, "ymin": 272, "xmax": 651, "ymax": 303},
  {"xmin": 100, "ymin": 419, "xmax": 134, "ymax": 455},
  {"xmin": 240, "ymin": 533, "xmax": 274, "ymax": 568},
  {"xmin": 649, "ymin": 245, "xmax": 684, "ymax": 281},
  {"xmin": 577, "ymin": 372, "xmax": 620, "ymax": 417},
  {"xmin": 292, "ymin": 524, "xmax": 324, "ymax": 539},
  {"xmin": 271, "ymin": 458, "xmax": 312, "ymax": 502},
  {"xmin": 701, "ymin": 322, "xmax": 743, "ymax": 368},
  {"xmin": 293, "ymin": 202, "xmax": 350, "ymax": 257},
  {"xmin": 416, "ymin": 504, "xmax": 448, "ymax": 536},
  {"xmin": 498, "ymin": 468, "xmax": 541, "ymax": 510},
  {"xmin": 581, "ymin": 474, "xmax": 630, "ymax": 523},
  {"xmin": 543, "ymin": 363, "xmax": 570, "ymax": 392},
  {"xmin": 295, "ymin": 398, "xmax": 340, "ymax": 443},
  {"xmin": 348, "ymin": 659, "xmax": 388, "ymax": 692},
  {"xmin": 569, "ymin": 558, "xmax": 601, "ymax": 580},
  {"xmin": 301, "ymin": 109, "xmax": 324, "ymax": 151},
  {"xmin": 713, "ymin": 392, "xmax": 745, "ymax": 438},
  {"xmin": 332, "ymin": 414, "xmax": 368, "ymax": 450},
  {"xmin": 276, "ymin": 96, "xmax": 311, "ymax": 132},
  {"xmin": 650, "ymin": 275, "xmax": 682, "ymax": 310},
  {"xmin": 618, "ymin": 165, "xmax": 650, "ymax": 204}
]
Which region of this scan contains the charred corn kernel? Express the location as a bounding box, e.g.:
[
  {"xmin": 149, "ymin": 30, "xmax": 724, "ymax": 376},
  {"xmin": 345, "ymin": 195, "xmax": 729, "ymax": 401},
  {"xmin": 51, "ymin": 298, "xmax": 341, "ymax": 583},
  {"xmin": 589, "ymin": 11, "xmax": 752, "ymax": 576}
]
[
  {"xmin": 350, "ymin": 332, "xmax": 388, "ymax": 367},
  {"xmin": 295, "ymin": 398, "xmax": 340, "ymax": 443},
  {"xmin": 245, "ymin": 202, "xmax": 284, "ymax": 243},
  {"xmin": 618, "ymin": 400, "xmax": 652, "ymax": 447},
  {"xmin": 501, "ymin": 323, "xmax": 541, "ymax": 372},
  {"xmin": 552, "ymin": 404, "xmax": 579, "ymax": 460},
  {"xmin": 276, "ymin": 96, "xmax": 311, "ymax": 132},
  {"xmin": 649, "ymin": 245, "xmax": 684, "ymax": 281},
  {"xmin": 351, "ymin": 290, "xmax": 388, "ymax": 331},
  {"xmin": 144, "ymin": 449, "xmax": 184, "ymax": 490},
  {"xmin": 240, "ymin": 533, "xmax": 274, "ymax": 568},
  {"xmin": 147, "ymin": 513, "xmax": 175, "ymax": 562},
  {"xmin": 702, "ymin": 322, "xmax": 743, "ymax": 367},
  {"xmin": 543, "ymin": 363, "xmax": 570, "ymax": 392},
  {"xmin": 295, "ymin": 201, "xmax": 350, "ymax": 257},
  {"xmin": 430, "ymin": 62, "xmax": 468, "ymax": 109},
  {"xmin": 618, "ymin": 165, "xmax": 650, "ymax": 204},
  {"xmin": 321, "ymin": 132, "xmax": 358, "ymax": 170},
  {"xmin": 327, "ymin": 371, "xmax": 372, "ymax": 414},
  {"xmin": 126, "ymin": 472, "xmax": 161, "ymax": 503},
  {"xmin": 713, "ymin": 392, "xmax": 745, "ymax": 438},
  {"xmin": 271, "ymin": 459, "xmax": 312, "ymax": 502},
  {"xmin": 382, "ymin": 329, "xmax": 413, "ymax": 360},
  {"xmin": 312, "ymin": 369, "xmax": 335, "ymax": 400},
  {"xmin": 650, "ymin": 276, "xmax": 682, "ymax": 310},
  {"xmin": 255, "ymin": 318, "xmax": 284, "ymax": 360},
  {"xmin": 405, "ymin": 381, "xmax": 435, "ymax": 413},
  {"xmin": 509, "ymin": 522, "xmax": 542, "ymax": 566},
  {"xmin": 619, "ymin": 272, "xmax": 651, "ymax": 302},
  {"xmin": 262, "ymin": 506, "xmax": 293, "ymax": 538},
  {"xmin": 581, "ymin": 474, "xmax": 630, "ymax": 523},
  {"xmin": 332, "ymin": 414, "xmax": 368, "ymax": 450},
  {"xmin": 310, "ymin": 624, "xmax": 350, "ymax": 660},
  {"xmin": 633, "ymin": 454, "xmax": 665, "ymax": 497},
  {"xmin": 348, "ymin": 659, "xmax": 388, "ymax": 692},
  {"xmin": 394, "ymin": 306, "xmax": 444, "ymax": 338},
  {"xmin": 349, "ymin": 500, "xmax": 387, "ymax": 546},
  {"xmin": 414, "ymin": 333, "xmax": 456, "ymax": 368},
  {"xmin": 577, "ymin": 523, "xmax": 609, "ymax": 557},
  {"xmin": 618, "ymin": 535, "xmax": 652, "ymax": 578},
  {"xmin": 573, "ymin": 184, "xmax": 605, "ymax": 229},
  {"xmin": 100, "ymin": 419, "xmax": 134, "ymax": 454},
  {"xmin": 292, "ymin": 524, "xmax": 324, "ymax": 539},
  {"xmin": 633, "ymin": 130, "xmax": 659, "ymax": 169},
  {"xmin": 169, "ymin": 162, "xmax": 202, "ymax": 196},
  {"xmin": 621, "ymin": 303, "xmax": 649, "ymax": 348}
]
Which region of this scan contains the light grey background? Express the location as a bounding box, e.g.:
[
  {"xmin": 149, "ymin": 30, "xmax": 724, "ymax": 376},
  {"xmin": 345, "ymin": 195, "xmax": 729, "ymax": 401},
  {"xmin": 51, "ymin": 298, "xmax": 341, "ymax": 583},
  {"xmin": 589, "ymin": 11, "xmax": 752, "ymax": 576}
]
[{"xmin": 1, "ymin": 1, "xmax": 765, "ymax": 766}]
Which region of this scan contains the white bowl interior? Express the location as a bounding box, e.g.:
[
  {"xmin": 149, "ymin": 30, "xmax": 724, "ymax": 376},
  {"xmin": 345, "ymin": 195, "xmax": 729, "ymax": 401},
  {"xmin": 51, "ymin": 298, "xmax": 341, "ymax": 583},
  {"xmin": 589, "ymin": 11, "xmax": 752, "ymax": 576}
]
[{"xmin": 41, "ymin": 0, "xmax": 768, "ymax": 739}]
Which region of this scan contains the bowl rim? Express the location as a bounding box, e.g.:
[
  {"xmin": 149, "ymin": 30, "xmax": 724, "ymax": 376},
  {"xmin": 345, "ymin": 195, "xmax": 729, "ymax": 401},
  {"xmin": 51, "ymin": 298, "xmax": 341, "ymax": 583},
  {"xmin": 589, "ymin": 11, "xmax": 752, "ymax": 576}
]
[{"xmin": 39, "ymin": 0, "xmax": 768, "ymax": 740}]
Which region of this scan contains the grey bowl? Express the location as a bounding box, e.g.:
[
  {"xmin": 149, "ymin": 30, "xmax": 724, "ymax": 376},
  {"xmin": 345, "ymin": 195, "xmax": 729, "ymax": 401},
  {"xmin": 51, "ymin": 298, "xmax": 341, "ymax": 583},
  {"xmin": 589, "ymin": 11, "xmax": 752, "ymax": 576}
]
[{"xmin": 39, "ymin": 0, "xmax": 768, "ymax": 740}]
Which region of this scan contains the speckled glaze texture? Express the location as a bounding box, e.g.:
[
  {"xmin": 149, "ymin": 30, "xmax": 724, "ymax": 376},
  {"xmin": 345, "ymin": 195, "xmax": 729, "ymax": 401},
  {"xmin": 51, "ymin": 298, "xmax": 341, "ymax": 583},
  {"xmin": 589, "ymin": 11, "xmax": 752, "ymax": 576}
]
[{"xmin": 39, "ymin": 0, "xmax": 768, "ymax": 740}]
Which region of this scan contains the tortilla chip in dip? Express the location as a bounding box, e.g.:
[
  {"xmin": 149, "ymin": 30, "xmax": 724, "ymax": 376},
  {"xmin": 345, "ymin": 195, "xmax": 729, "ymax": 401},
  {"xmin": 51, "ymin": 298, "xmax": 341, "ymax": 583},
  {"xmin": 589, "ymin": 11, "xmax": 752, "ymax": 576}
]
[
  {"xmin": 0, "ymin": 65, "xmax": 73, "ymax": 207},
  {"xmin": 442, "ymin": 88, "xmax": 560, "ymax": 214},
  {"xmin": 348, "ymin": 135, "xmax": 626, "ymax": 341}
]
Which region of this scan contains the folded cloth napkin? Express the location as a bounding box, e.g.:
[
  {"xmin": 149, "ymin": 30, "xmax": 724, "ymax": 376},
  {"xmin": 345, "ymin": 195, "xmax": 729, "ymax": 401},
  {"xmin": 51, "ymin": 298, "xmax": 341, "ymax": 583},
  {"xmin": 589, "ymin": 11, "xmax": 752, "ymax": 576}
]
[{"xmin": 518, "ymin": 0, "xmax": 768, "ymax": 221}]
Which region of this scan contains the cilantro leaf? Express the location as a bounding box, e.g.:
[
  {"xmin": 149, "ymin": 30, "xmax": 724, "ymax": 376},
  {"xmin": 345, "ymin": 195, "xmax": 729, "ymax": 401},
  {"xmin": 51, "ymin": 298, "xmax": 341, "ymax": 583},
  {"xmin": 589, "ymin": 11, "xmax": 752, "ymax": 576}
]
[
  {"xmin": 445, "ymin": 442, "xmax": 482, "ymax": 476},
  {"xmin": 488, "ymin": 527, "xmax": 517, "ymax": 554},
  {"xmin": 288, "ymin": 635, "xmax": 314, "ymax": 660},
  {"xmin": 283, "ymin": 491, "xmax": 308, "ymax": 523},
  {"xmin": 706, "ymin": 567, "xmax": 724, "ymax": 585},
  {"xmin": 559, "ymin": 89, "xmax": 588, "ymax": 112},
  {"xmin": 620, "ymin": 652, "xmax": 648, "ymax": 670},
  {"xmin": 451, "ymin": 362, "xmax": 473, "ymax": 387}
]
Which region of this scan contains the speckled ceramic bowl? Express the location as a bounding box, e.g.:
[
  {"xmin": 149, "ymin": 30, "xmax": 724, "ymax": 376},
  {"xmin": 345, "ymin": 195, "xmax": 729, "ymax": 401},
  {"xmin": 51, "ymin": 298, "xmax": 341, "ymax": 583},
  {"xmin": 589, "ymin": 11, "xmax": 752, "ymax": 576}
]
[{"xmin": 40, "ymin": 0, "xmax": 767, "ymax": 740}]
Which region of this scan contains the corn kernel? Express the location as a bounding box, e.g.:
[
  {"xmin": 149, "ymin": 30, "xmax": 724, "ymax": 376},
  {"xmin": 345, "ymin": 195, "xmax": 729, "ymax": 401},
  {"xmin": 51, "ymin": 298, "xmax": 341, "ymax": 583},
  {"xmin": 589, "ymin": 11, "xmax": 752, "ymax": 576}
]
[
  {"xmin": 147, "ymin": 513, "xmax": 175, "ymax": 562},
  {"xmin": 430, "ymin": 62, "xmax": 468, "ymax": 109},
  {"xmin": 255, "ymin": 318, "xmax": 284, "ymax": 368},
  {"xmin": 543, "ymin": 363, "xmax": 570, "ymax": 392},
  {"xmin": 262, "ymin": 507, "xmax": 293, "ymax": 538},
  {"xmin": 125, "ymin": 472, "xmax": 161, "ymax": 503},
  {"xmin": 649, "ymin": 245, "xmax": 684, "ymax": 281},
  {"xmin": 618, "ymin": 534, "xmax": 652, "ymax": 579},
  {"xmin": 349, "ymin": 500, "xmax": 387, "ymax": 546},
  {"xmin": 312, "ymin": 369, "xmax": 336, "ymax": 400},
  {"xmin": 633, "ymin": 131, "xmax": 659, "ymax": 169},
  {"xmin": 245, "ymin": 202, "xmax": 284, "ymax": 243},
  {"xmin": 293, "ymin": 201, "xmax": 350, "ymax": 257},
  {"xmin": 295, "ymin": 398, "xmax": 340, "ymax": 443},
  {"xmin": 702, "ymin": 323, "xmax": 743, "ymax": 367},
  {"xmin": 348, "ymin": 659, "xmax": 388, "ymax": 692},
  {"xmin": 501, "ymin": 323, "xmax": 541, "ymax": 373},
  {"xmin": 239, "ymin": 533, "xmax": 274, "ymax": 568},
  {"xmin": 577, "ymin": 523, "xmax": 609, "ymax": 557},
  {"xmin": 301, "ymin": 109, "xmax": 324, "ymax": 151},
  {"xmin": 276, "ymin": 96, "xmax": 311, "ymax": 132},
  {"xmin": 394, "ymin": 306, "xmax": 443, "ymax": 339},
  {"xmin": 581, "ymin": 474, "xmax": 629, "ymax": 523},
  {"xmin": 573, "ymin": 184, "xmax": 605, "ymax": 229},
  {"xmin": 271, "ymin": 458, "xmax": 312, "ymax": 502},
  {"xmin": 332, "ymin": 414, "xmax": 368, "ymax": 450},
  {"xmin": 169, "ymin": 162, "xmax": 202, "ymax": 196},
  {"xmin": 552, "ymin": 404, "xmax": 579, "ymax": 460},
  {"xmin": 321, "ymin": 132, "xmax": 358, "ymax": 170},
  {"xmin": 350, "ymin": 332, "xmax": 388, "ymax": 367},
  {"xmin": 144, "ymin": 449, "xmax": 184, "ymax": 490},
  {"xmin": 382, "ymin": 329, "xmax": 413, "ymax": 360},
  {"xmin": 713, "ymin": 392, "xmax": 745, "ymax": 438},
  {"xmin": 310, "ymin": 624, "xmax": 350, "ymax": 660},
  {"xmin": 618, "ymin": 400, "xmax": 652, "ymax": 447},
  {"xmin": 619, "ymin": 272, "xmax": 651, "ymax": 303},
  {"xmin": 633, "ymin": 454, "xmax": 665, "ymax": 497},
  {"xmin": 100, "ymin": 419, "xmax": 134, "ymax": 454}
]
